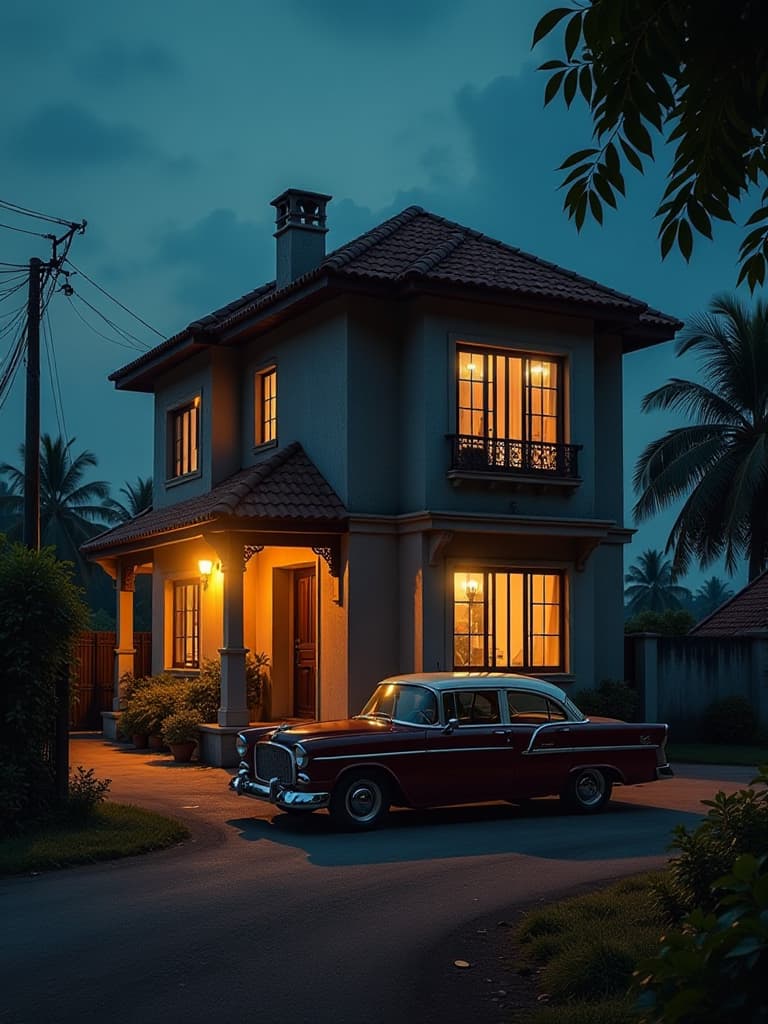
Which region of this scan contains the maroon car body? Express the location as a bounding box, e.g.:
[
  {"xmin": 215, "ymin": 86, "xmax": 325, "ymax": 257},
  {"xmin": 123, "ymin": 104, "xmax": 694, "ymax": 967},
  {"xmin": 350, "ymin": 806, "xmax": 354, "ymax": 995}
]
[{"xmin": 229, "ymin": 672, "xmax": 672, "ymax": 829}]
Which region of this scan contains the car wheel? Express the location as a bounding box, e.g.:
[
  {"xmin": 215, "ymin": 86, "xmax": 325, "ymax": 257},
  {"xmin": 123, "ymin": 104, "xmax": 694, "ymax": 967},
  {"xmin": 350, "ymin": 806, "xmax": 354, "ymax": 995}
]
[
  {"xmin": 561, "ymin": 767, "xmax": 612, "ymax": 814},
  {"xmin": 330, "ymin": 772, "xmax": 390, "ymax": 830}
]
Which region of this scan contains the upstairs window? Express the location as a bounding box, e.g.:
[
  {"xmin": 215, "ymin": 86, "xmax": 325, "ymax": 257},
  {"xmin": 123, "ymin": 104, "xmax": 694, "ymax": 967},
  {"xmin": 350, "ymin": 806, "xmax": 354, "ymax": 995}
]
[
  {"xmin": 172, "ymin": 580, "xmax": 199, "ymax": 668},
  {"xmin": 453, "ymin": 569, "xmax": 564, "ymax": 672},
  {"xmin": 170, "ymin": 399, "xmax": 199, "ymax": 478},
  {"xmin": 457, "ymin": 347, "xmax": 561, "ymax": 446},
  {"xmin": 255, "ymin": 366, "xmax": 277, "ymax": 445}
]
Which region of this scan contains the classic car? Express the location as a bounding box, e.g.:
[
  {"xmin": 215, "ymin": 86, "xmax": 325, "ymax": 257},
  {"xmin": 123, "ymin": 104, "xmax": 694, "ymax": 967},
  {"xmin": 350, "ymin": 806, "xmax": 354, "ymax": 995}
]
[{"xmin": 228, "ymin": 672, "xmax": 672, "ymax": 830}]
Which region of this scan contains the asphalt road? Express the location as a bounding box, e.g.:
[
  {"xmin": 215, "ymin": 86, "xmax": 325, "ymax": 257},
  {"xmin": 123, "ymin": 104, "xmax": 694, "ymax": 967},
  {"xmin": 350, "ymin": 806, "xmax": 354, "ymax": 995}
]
[{"xmin": 0, "ymin": 738, "xmax": 754, "ymax": 1024}]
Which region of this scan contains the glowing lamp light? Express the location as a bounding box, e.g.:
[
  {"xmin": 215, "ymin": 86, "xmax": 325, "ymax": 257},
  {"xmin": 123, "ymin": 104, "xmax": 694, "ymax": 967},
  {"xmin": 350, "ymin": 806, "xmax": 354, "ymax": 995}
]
[
  {"xmin": 198, "ymin": 559, "xmax": 213, "ymax": 589},
  {"xmin": 463, "ymin": 576, "xmax": 481, "ymax": 599}
]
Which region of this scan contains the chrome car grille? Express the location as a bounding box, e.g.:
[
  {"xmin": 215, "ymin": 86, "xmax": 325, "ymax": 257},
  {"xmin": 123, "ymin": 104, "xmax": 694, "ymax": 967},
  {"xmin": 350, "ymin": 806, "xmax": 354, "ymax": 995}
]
[{"xmin": 255, "ymin": 742, "xmax": 294, "ymax": 784}]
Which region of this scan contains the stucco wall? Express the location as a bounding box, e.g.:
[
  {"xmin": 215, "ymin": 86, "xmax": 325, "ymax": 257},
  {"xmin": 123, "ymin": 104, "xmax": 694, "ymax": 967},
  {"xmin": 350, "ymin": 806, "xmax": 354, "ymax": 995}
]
[{"xmin": 627, "ymin": 634, "xmax": 768, "ymax": 736}]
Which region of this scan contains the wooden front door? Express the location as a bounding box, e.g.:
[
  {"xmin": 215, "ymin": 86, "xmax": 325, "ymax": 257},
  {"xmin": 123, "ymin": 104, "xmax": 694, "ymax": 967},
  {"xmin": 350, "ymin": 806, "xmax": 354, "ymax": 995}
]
[{"xmin": 293, "ymin": 567, "xmax": 316, "ymax": 718}]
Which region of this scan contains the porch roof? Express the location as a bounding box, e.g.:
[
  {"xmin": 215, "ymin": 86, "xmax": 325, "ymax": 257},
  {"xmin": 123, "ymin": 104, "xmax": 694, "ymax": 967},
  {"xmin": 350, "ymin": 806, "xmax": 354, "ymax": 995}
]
[{"xmin": 81, "ymin": 442, "xmax": 347, "ymax": 557}]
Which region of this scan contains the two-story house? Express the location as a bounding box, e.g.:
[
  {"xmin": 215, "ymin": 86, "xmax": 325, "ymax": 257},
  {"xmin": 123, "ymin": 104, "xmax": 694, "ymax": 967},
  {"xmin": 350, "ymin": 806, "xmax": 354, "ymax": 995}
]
[{"xmin": 83, "ymin": 188, "xmax": 681, "ymax": 765}]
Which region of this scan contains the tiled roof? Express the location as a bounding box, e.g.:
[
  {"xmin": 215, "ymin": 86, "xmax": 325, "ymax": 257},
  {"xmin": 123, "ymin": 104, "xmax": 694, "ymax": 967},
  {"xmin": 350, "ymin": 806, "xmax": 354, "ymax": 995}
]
[
  {"xmin": 689, "ymin": 570, "xmax": 768, "ymax": 636},
  {"xmin": 82, "ymin": 442, "xmax": 347, "ymax": 556},
  {"xmin": 112, "ymin": 205, "xmax": 681, "ymax": 384}
]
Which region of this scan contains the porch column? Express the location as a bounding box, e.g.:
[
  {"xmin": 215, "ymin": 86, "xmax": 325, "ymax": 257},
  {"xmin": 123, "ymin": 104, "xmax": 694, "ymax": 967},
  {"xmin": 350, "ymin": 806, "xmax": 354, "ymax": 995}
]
[
  {"xmin": 113, "ymin": 562, "xmax": 136, "ymax": 710},
  {"xmin": 218, "ymin": 540, "xmax": 250, "ymax": 727}
]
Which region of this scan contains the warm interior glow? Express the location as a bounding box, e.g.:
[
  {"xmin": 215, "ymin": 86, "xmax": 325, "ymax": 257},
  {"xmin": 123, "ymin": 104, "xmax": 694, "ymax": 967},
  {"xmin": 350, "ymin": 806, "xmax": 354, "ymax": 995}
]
[{"xmin": 198, "ymin": 559, "xmax": 213, "ymax": 577}]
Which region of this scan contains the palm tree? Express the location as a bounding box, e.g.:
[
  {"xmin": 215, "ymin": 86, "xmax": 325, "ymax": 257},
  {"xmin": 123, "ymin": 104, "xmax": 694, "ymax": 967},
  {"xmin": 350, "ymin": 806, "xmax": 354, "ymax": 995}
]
[
  {"xmin": 624, "ymin": 548, "xmax": 692, "ymax": 614},
  {"xmin": 105, "ymin": 476, "xmax": 153, "ymax": 522},
  {"xmin": 693, "ymin": 576, "xmax": 735, "ymax": 618},
  {"xmin": 633, "ymin": 293, "xmax": 768, "ymax": 581},
  {"xmin": 0, "ymin": 434, "xmax": 115, "ymax": 576}
]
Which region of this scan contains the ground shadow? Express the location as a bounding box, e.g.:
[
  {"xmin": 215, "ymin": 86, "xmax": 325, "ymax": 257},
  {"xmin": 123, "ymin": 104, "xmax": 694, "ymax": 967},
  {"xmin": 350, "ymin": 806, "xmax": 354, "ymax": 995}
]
[{"xmin": 226, "ymin": 797, "xmax": 702, "ymax": 867}]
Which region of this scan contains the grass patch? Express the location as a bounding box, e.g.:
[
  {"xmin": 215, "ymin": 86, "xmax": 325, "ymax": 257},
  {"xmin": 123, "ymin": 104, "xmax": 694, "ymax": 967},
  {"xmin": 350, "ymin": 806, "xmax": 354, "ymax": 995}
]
[
  {"xmin": 515, "ymin": 873, "xmax": 664, "ymax": 1023},
  {"xmin": 0, "ymin": 802, "xmax": 189, "ymax": 875},
  {"xmin": 667, "ymin": 743, "xmax": 768, "ymax": 766}
]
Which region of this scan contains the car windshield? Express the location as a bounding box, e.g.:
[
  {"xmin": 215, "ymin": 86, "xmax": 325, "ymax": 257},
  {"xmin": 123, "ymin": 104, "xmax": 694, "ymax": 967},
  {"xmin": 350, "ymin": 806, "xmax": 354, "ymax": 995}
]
[{"xmin": 358, "ymin": 683, "xmax": 438, "ymax": 725}]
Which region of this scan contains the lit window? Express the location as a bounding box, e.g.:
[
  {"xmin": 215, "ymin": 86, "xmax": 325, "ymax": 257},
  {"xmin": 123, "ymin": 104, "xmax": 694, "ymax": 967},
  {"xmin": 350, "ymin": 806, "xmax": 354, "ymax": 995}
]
[
  {"xmin": 172, "ymin": 581, "xmax": 199, "ymax": 669},
  {"xmin": 456, "ymin": 347, "xmax": 562, "ymax": 470},
  {"xmin": 255, "ymin": 367, "xmax": 277, "ymax": 445},
  {"xmin": 169, "ymin": 399, "xmax": 199, "ymax": 478},
  {"xmin": 452, "ymin": 570, "xmax": 564, "ymax": 672}
]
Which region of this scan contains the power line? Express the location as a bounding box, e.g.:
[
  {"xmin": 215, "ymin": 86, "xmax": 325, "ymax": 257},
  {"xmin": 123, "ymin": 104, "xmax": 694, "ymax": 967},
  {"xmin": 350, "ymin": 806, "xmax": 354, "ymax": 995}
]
[
  {"xmin": 67, "ymin": 294, "xmax": 150, "ymax": 352},
  {"xmin": 65, "ymin": 259, "xmax": 165, "ymax": 338},
  {"xmin": 42, "ymin": 302, "xmax": 67, "ymax": 443},
  {"xmin": 0, "ymin": 221, "xmax": 52, "ymax": 240},
  {"xmin": 0, "ymin": 198, "xmax": 79, "ymax": 228}
]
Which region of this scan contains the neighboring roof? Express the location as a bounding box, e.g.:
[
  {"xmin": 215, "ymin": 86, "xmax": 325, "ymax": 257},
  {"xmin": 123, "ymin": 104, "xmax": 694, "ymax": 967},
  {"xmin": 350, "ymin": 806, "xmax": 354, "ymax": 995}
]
[
  {"xmin": 82, "ymin": 442, "xmax": 347, "ymax": 556},
  {"xmin": 112, "ymin": 205, "xmax": 682, "ymax": 390},
  {"xmin": 689, "ymin": 570, "xmax": 768, "ymax": 636}
]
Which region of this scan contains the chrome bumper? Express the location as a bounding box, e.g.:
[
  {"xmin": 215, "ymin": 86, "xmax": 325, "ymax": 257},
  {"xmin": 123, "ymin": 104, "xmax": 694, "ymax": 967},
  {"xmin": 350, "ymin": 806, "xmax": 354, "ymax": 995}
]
[
  {"xmin": 229, "ymin": 763, "xmax": 330, "ymax": 810},
  {"xmin": 656, "ymin": 763, "xmax": 674, "ymax": 780}
]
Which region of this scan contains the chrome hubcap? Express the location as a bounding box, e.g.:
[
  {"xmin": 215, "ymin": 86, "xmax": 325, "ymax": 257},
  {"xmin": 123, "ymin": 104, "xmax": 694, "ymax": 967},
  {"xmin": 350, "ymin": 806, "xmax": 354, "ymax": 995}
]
[
  {"xmin": 347, "ymin": 782, "xmax": 381, "ymax": 822},
  {"xmin": 576, "ymin": 770, "xmax": 605, "ymax": 806}
]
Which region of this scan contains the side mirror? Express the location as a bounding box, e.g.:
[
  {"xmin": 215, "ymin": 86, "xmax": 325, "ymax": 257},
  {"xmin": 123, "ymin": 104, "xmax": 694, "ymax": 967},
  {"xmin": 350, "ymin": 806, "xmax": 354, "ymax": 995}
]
[{"xmin": 443, "ymin": 717, "xmax": 459, "ymax": 735}]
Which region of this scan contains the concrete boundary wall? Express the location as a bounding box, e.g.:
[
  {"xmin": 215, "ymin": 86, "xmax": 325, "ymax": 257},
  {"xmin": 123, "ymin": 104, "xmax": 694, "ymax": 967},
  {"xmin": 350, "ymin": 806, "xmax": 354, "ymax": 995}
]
[{"xmin": 625, "ymin": 632, "xmax": 768, "ymax": 739}]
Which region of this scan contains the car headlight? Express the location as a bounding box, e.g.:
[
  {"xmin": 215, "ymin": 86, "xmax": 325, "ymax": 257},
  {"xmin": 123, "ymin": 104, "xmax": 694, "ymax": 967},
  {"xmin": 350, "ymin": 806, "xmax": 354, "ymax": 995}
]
[
  {"xmin": 295, "ymin": 743, "xmax": 309, "ymax": 768},
  {"xmin": 235, "ymin": 733, "xmax": 248, "ymax": 759}
]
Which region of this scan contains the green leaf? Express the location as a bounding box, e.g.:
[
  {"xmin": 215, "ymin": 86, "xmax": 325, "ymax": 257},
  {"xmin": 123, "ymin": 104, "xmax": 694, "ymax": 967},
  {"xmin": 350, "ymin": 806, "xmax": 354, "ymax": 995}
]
[
  {"xmin": 620, "ymin": 137, "xmax": 644, "ymax": 173},
  {"xmin": 678, "ymin": 219, "xmax": 693, "ymax": 261},
  {"xmin": 624, "ymin": 117, "xmax": 654, "ymax": 158},
  {"xmin": 563, "ymin": 67, "xmax": 578, "ymax": 107},
  {"xmin": 588, "ymin": 190, "xmax": 603, "ymax": 224},
  {"xmin": 660, "ymin": 219, "xmax": 678, "ymax": 260},
  {"xmin": 559, "ymin": 148, "xmax": 599, "ymax": 170},
  {"xmin": 579, "ymin": 65, "xmax": 592, "ymax": 104},
  {"xmin": 686, "ymin": 199, "xmax": 713, "ymax": 240},
  {"xmin": 560, "ymin": 163, "xmax": 592, "ymax": 188},
  {"xmin": 574, "ymin": 192, "xmax": 588, "ymax": 230},
  {"xmin": 544, "ymin": 70, "xmax": 566, "ymax": 106},
  {"xmin": 745, "ymin": 206, "xmax": 768, "ymax": 227},
  {"xmin": 564, "ymin": 11, "xmax": 583, "ymax": 62},
  {"xmin": 594, "ymin": 172, "xmax": 617, "ymax": 208},
  {"xmin": 538, "ymin": 59, "xmax": 567, "ymax": 71},
  {"xmin": 532, "ymin": 7, "xmax": 572, "ymax": 48}
]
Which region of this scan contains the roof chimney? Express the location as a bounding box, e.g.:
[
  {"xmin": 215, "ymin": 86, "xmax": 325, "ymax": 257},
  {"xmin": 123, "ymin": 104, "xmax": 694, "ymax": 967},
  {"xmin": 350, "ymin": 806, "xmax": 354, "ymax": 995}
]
[{"xmin": 270, "ymin": 188, "xmax": 332, "ymax": 290}]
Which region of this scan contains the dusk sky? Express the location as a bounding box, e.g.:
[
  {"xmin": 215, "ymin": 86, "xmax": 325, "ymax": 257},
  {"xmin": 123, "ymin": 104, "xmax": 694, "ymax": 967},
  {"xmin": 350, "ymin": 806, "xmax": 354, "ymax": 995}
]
[{"xmin": 0, "ymin": 0, "xmax": 752, "ymax": 590}]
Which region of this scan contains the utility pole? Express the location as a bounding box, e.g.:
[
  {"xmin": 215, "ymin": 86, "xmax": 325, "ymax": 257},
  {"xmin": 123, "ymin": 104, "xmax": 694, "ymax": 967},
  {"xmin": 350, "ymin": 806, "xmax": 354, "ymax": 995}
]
[{"xmin": 23, "ymin": 256, "xmax": 41, "ymax": 550}]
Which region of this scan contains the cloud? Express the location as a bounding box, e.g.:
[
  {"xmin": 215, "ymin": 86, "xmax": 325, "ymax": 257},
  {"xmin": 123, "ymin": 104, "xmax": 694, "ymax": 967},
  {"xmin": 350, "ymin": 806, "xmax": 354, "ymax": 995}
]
[
  {"xmin": 75, "ymin": 39, "xmax": 180, "ymax": 89},
  {"xmin": 154, "ymin": 208, "xmax": 271, "ymax": 315},
  {"xmin": 9, "ymin": 103, "xmax": 197, "ymax": 174},
  {"xmin": 288, "ymin": 0, "xmax": 461, "ymax": 37}
]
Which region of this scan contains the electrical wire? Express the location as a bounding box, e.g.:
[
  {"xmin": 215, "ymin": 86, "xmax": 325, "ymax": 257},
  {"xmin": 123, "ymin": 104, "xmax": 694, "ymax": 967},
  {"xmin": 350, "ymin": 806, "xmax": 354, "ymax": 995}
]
[
  {"xmin": 0, "ymin": 198, "xmax": 77, "ymax": 228},
  {"xmin": 0, "ymin": 221, "xmax": 52, "ymax": 239},
  {"xmin": 70, "ymin": 291, "xmax": 151, "ymax": 351},
  {"xmin": 0, "ymin": 320, "xmax": 26, "ymax": 410},
  {"xmin": 64, "ymin": 258, "xmax": 165, "ymax": 338},
  {"xmin": 42, "ymin": 302, "xmax": 67, "ymax": 443},
  {"xmin": 66, "ymin": 295, "xmax": 149, "ymax": 353}
]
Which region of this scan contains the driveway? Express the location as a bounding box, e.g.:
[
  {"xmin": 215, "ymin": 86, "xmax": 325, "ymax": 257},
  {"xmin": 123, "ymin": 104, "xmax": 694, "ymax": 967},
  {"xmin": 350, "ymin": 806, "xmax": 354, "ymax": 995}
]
[{"xmin": 0, "ymin": 735, "xmax": 755, "ymax": 1024}]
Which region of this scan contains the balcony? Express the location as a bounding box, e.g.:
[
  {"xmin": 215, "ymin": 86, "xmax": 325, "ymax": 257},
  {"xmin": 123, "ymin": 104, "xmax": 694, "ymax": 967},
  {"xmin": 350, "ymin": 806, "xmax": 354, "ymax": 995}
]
[{"xmin": 447, "ymin": 434, "xmax": 582, "ymax": 490}]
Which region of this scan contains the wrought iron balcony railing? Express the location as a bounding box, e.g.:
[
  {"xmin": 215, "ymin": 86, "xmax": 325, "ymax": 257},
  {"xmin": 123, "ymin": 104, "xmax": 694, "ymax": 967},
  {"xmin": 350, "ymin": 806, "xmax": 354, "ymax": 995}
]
[{"xmin": 449, "ymin": 434, "xmax": 581, "ymax": 479}]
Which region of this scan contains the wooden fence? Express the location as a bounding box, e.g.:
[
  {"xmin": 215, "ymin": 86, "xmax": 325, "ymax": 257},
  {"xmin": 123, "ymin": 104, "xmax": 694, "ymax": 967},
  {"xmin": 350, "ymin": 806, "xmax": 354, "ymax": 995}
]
[{"xmin": 70, "ymin": 632, "xmax": 152, "ymax": 729}]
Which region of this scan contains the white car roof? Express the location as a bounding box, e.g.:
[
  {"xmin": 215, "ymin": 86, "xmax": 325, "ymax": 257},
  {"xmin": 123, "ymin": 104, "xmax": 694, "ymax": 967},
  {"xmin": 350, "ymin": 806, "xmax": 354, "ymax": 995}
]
[{"xmin": 378, "ymin": 672, "xmax": 570, "ymax": 704}]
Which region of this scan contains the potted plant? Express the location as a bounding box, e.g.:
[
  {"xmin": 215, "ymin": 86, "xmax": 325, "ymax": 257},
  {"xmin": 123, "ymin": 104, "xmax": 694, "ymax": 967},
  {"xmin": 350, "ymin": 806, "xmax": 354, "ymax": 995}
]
[
  {"xmin": 119, "ymin": 703, "xmax": 151, "ymax": 749},
  {"xmin": 247, "ymin": 652, "xmax": 271, "ymax": 722},
  {"xmin": 161, "ymin": 708, "xmax": 203, "ymax": 762}
]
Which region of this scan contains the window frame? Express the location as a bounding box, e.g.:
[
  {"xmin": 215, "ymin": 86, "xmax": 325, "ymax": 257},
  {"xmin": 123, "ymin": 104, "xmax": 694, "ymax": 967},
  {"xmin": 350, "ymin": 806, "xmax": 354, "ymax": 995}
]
[
  {"xmin": 171, "ymin": 579, "xmax": 200, "ymax": 669},
  {"xmin": 451, "ymin": 567, "xmax": 566, "ymax": 673},
  {"xmin": 455, "ymin": 343, "xmax": 565, "ymax": 446},
  {"xmin": 167, "ymin": 397, "xmax": 200, "ymax": 481},
  {"xmin": 254, "ymin": 365, "xmax": 278, "ymax": 448}
]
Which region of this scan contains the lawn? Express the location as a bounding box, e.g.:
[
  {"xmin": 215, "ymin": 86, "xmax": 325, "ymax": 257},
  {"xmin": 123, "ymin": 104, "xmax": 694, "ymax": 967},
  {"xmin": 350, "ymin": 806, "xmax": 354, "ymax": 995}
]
[
  {"xmin": 0, "ymin": 802, "xmax": 189, "ymax": 875},
  {"xmin": 667, "ymin": 742, "xmax": 768, "ymax": 766}
]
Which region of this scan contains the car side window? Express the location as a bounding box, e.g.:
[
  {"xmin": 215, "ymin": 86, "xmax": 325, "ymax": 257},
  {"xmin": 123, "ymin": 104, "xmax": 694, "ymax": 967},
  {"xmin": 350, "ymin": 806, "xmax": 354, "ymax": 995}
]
[
  {"xmin": 506, "ymin": 690, "xmax": 567, "ymax": 723},
  {"xmin": 449, "ymin": 689, "xmax": 501, "ymax": 725}
]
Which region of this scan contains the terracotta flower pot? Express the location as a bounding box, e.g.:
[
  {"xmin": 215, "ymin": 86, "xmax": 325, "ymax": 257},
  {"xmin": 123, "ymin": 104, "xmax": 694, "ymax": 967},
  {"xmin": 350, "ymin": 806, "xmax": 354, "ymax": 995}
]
[
  {"xmin": 132, "ymin": 734, "xmax": 149, "ymax": 749},
  {"xmin": 148, "ymin": 734, "xmax": 168, "ymax": 752},
  {"xmin": 169, "ymin": 740, "xmax": 197, "ymax": 763}
]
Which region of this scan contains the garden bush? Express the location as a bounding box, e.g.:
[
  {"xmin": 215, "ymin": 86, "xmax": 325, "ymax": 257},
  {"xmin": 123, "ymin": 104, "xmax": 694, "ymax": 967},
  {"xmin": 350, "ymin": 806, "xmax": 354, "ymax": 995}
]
[
  {"xmin": 653, "ymin": 766, "xmax": 768, "ymax": 922},
  {"xmin": 0, "ymin": 541, "xmax": 89, "ymax": 834},
  {"xmin": 65, "ymin": 766, "xmax": 112, "ymax": 824},
  {"xmin": 699, "ymin": 695, "xmax": 756, "ymax": 744},
  {"xmin": 576, "ymin": 679, "xmax": 640, "ymax": 721},
  {"xmin": 624, "ymin": 609, "xmax": 696, "ymax": 636},
  {"xmin": 635, "ymin": 854, "xmax": 768, "ymax": 1023}
]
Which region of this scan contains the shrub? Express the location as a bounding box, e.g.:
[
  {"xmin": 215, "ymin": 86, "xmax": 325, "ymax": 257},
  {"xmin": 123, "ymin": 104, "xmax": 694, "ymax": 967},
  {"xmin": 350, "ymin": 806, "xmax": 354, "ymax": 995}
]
[
  {"xmin": 0, "ymin": 541, "xmax": 89, "ymax": 834},
  {"xmin": 196, "ymin": 653, "xmax": 271, "ymax": 720},
  {"xmin": 576, "ymin": 679, "xmax": 640, "ymax": 721},
  {"xmin": 65, "ymin": 766, "xmax": 111, "ymax": 824},
  {"xmin": 624, "ymin": 609, "xmax": 696, "ymax": 635},
  {"xmin": 699, "ymin": 695, "xmax": 756, "ymax": 744},
  {"xmin": 654, "ymin": 766, "xmax": 768, "ymax": 922},
  {"xmin": 161, "ymin": 708, "xmax": 203, "ymax": 745},
  {"xmin": 635, "ymin": 854, "xmax": 768, "ymax": 1023}
]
